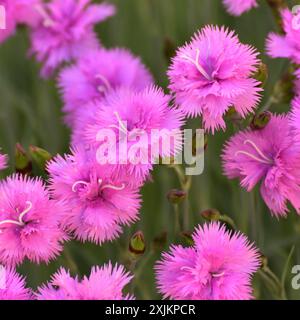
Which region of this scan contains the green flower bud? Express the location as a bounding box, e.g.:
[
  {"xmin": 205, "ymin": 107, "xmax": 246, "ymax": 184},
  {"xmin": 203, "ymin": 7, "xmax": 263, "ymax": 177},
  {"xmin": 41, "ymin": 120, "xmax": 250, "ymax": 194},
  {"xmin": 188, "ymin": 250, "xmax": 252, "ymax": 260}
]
[
  {"xmin": 29, "ymin": 145, "xmax": 52, "ymax": 170},
  {"xmin": 15, "ymin": 143, "xmax": 32, "ymax": 175},
  {"xmin": 200, "ymin": 208, "xmax": 221, "ymax": 221},
  {"xmin": 251, "ymin": 111, "xmax": 271, "ymax": 130},
  {"xmin": 167, "ymin": 189, "xmax": 187, "ymax": 204},
  {"xmin": 129, "ymin": 231, "xmax": 146, "ymax": 256}
]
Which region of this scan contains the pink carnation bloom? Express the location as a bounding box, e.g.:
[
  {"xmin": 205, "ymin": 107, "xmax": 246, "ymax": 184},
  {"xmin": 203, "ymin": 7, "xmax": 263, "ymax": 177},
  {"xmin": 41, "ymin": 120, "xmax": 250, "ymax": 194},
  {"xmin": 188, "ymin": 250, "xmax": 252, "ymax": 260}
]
[
  {"xmin": 222, "ymin": 0, "xmax": 258, "ymax": 16},
  {"xmin": 266, "ymin": 9, "xmax": 300, "ymax": 64},
  {"xmin": 0, "ymin": 174, "xmax": 67, "ymax": 265},
  {"xmin": 58, "ymin": 48, "xmax": 153, "ymax": 127},
  {"xmin": 222, "ymin": 114, "xmax": 300, "ymax": 216},
  {"xmin": 289, "ymin": 95, "xmax": 300, "ymax": 139},
  {"xmin": 0, "ymin": 152, "xmax": 7, "ymax": 171},
  {"xmin": 156, "ymin": 222, "xmax": 260, "ymax": 300},
  {"xmin": 0, "ymin": 266, "xmax": 32, "ymax": 300},
  {"xmin": 168, "ymin": 25, "xmax": 262, "ymax": 133},
  {"xmin": 47, "ymin": 148, "xmax": 141, "ymax": 244},
  {"xmin": 0, "ymin": 0, "xmax": 41, "ymax": 43},
  {"xmin": 29, "ymin": 0, "xmax": 115, "ymax": 78},
  {"xmin": 36, "ymin": 263, "xmax": 134, "ymax": 300},
  {"xmin": 77, "ymin": 86, "xmax": 184, "ymax": 184}
]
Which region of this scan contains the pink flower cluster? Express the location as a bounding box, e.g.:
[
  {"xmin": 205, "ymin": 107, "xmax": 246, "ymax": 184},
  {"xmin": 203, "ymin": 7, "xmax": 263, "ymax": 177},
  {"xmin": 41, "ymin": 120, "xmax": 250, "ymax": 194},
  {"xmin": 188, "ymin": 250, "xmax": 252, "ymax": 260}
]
[
  {"xmin": 0, "ymin": 263, "xmax": 134, "ymax": 300},
  {"xmin": 1, "ymin": 0, "xmax": 298, "ymax": 301}
]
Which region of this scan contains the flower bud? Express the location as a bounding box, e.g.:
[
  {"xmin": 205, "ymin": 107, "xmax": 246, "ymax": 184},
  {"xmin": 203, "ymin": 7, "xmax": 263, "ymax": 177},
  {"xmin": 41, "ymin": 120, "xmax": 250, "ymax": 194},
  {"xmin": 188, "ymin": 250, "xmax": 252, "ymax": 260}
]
[
  {"xmin": 251, "ymin": 111, "xmax": 271, "ymax": 130},
  {"xmin": 180, "ymin": 231, "xmax": 194, "ymax": 246},
  {"xmin": 129, "ymin": 231, "xmax": 146, "ymax": 256},
  {"xmin": 15, "ymin": 143, "xmax": 32, "ymax": 175},
  {"xmin": 167, "ymin": 189, "xmax": 187, "ymax": 204},
  {"xmin": 200, "ymin": 208, "xmax": 221, "ymax": 221},
  {"xmin": 29, "ymin": 145, "xmax": 52, "ymax": 170},
  {"xmin": 254, "ymin": 62, "xmax": 268, "ymax": 87}
]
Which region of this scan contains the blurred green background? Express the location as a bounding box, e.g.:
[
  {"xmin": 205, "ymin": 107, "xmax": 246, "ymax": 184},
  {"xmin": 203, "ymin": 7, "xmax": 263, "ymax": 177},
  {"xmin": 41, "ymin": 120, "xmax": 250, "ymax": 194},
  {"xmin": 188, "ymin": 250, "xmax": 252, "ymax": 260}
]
[{"xmin": 0, "ymin": 0, "xmax": 300, "ymax": 300}]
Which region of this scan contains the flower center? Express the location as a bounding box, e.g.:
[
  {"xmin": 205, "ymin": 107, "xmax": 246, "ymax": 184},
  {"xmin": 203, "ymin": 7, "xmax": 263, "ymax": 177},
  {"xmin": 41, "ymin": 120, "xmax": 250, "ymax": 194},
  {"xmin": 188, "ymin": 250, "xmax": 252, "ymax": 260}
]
[
  {"xmin": 72, "ymin": 179, "xmax": 125, "ymax": 196},
  {"xmin": 235, "ymin": 139, "xmax": 273, "ymax": 165},
  {"xmin": 0, "ymin": 201, "xmax": 33, "ymax": 227},
  {"xmin": 181, "ymin": 48, "xmax": 212, "ymax": 81},
  {"xmin": 95, "ymin": 74, "xmax": 112, "ymax": 94}
]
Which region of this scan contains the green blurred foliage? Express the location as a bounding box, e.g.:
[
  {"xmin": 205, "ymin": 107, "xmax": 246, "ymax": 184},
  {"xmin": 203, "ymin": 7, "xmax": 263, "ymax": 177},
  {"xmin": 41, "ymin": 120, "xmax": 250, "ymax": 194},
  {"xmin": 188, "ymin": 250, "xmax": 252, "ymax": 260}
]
[{"xmin": 0, "ymin": 0, "xmax": 300, "ymax": 300}]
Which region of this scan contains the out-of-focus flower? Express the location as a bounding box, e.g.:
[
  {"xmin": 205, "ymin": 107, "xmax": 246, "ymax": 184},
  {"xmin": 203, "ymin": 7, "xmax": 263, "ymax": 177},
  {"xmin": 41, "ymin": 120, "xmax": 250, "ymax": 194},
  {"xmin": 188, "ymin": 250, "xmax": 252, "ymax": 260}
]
[
  {"xmin": 266, "ymin": 8, "xmax": 300, "ymax": 64},
  {"xmin": 58, "ymin": 48, "xmax": 153, "ymax": 127},
  {"xmin": 0, "ymin": 266, "xmax": 33, "ymax": 300},
  {"xmin": 77, "ymin": 86, "xmax": 184, "ymax": 184},
  {"xmin": 29, "ymin": 0, "xmax": 116, "ymax": 77},
  {"xmin": 289, "ymin": 95, "xmax": 300, "ymax": 140},
  {"xmin": 47, "ymin": 148, "xmax": 141, "ymax": 244},
  {"xmin": 0, "ymin": 152, "xmax": 7, "ymax": 171},
  {"xmin": 168, "ymin": 26, "xmax": 262, "ymax": 133},
  {"xmin": 222, "ymin": 0, "xmax": 258, "ymax": 16},
  {"xmin": 36, "ymin": 263, "xmax": 134, "ymax": 300},
  {"xmin": 0, "ymin": 0, "xmax": 41, "ymax": 43},
  {"xmin": 0, "ymin": 174, "xmax": 68, "ymax": 265},
  {"xmin": 222, "ymin": 114, "xmax": 300, "ymax": 216},
  {"xmin": 156, "ymin": 222, "xmax": 260, "ymax": 300}
]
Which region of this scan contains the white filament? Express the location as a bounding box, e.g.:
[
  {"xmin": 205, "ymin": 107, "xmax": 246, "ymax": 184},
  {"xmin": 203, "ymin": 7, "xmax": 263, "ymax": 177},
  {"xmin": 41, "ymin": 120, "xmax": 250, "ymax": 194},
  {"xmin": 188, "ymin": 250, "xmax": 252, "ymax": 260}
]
[
  {"xmin": 0, "ymin": 201, "xmax": 33, "ymax": 227},
  {"xmin": 181, "ymin": 49, "xmax": 211, "ymax": 80}
]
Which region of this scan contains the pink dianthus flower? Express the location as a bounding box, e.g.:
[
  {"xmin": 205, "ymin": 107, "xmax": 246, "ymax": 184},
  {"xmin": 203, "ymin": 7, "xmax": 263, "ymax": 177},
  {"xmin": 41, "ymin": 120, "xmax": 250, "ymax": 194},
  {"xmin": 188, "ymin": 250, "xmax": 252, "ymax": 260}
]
[
  {"xmin": 222, "ymin": 0, "xmax": 258, "ymax": 16},
  {"xmin": 36, "ymin": 263, "xmax": 134, "ymax": 300},
  {"xmin": 58, "ymin": 48, "xmax": 153, "ymax": 127},
  {"xmin": 0, "ymin": 266, "xmax": 33, "ymax": 300},
  {"xmin": 156, "ymin": 222, "xmax": 260, "ymax": 300},
  {"xmin": 0, "ymin": 0, "xmax": 41, "ymax": 43},
  {"xmin": 168, "ymin": 25, "xmax": 262, "ymax": 133},
  {"xmin": 222, "ymin": 114, "xmax": 300, "ymax": 216},
  {"xmin": 0, "ymin": 174, "xmax": 67, "ymax": 265},
  {"xmin": 76, "ymin": 86, "xmax": 184, "ymax": 184},
  {"xmin": 47, "ymin": 148, "xmax": 141, "ymax": 244},
  {"xmin": 266, "ymin": 8, "xmax": 300, "ymax": 64},
  {"xmin": 29, "ymin": 0, "xmax": 115, "ymax": 77}
]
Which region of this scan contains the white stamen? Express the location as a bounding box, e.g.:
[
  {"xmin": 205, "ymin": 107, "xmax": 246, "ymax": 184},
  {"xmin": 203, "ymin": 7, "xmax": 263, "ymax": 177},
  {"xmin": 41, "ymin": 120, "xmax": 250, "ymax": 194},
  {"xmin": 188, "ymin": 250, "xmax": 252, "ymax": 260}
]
[
  {"xmin": 0, "ymin": 219, "xmax": 23, "ymax": 227},
  {"xmin": 211, "ymin": 271, "xmax": 225, "ymax": 278},
  {"xmin": 181, "ymin": 49, "xmax": 211, "ymax": 80},
  {"xmin": 109, "ymin": 111, "xmax": 128, "ymax": 135},
  {"xmin": 18, "ymin": 201, "xmax": 33, "ymax": 225},
  {"xmin": 95, "ymin": 74, "xmax": 112, "ymax": 92},
  {"xmin": 0, "ymin": 201, "xmax": 33, "ymax": 227},
  {"xmin": 72, "ymin": 181, "xmax": 89, "ymax": 192},
  {"xmin": 35, "ymin": 4, "xmax": 55, "ymax": 27},
  {"xmin": 101, "ymin": 183, "xmax": 125, "ymax": 191},
  {"xmin": 243, "ymin": 140, "xmax": 271, "ymax": 163},
  {"xmin": 235, "ymin": 151, "xmax": 271, "ymax": 164}
]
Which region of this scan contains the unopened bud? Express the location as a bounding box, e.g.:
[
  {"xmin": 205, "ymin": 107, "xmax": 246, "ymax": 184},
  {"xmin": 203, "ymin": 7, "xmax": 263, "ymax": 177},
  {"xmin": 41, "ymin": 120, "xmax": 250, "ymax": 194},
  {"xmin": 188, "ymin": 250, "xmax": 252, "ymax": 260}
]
[
  {"xmin": 29, "ymin": 145, "xmax": 52, "ymax": 170},
  {"xmin": 129, "ymin": 231, "xmax": 146, "ymax": 256},
  {"xmin": 180, "ymin": 232, "xmax": 194, "ymax": 246},
  {"xmin": 251, "ymin": 111, "xmax": 271, "ymax": 130},
  {"xmin": 200, "ymin": 208, "xmax": 221, "ymax": 221},
  {"xmin": 254, "ymin": 62, "xmax": 268, "ymax": 87},
  {"xmin": 15, "ymin": 143, "xmax": 32, "ymax": 175},
  {"xmin": 167, "ymin": 189, "xmax": 187, "ymax": 204}
]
